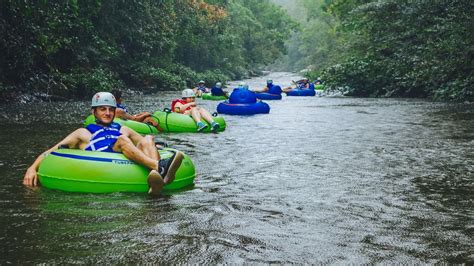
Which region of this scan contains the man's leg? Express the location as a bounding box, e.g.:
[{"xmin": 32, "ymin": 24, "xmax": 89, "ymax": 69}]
[
  {"xmin": 189, "ymin": 108, "xmax": 207, "ymax": 132},
  {"xmin": 136, "ymin": 135, "xmax": 160, "ymax": 161},
  {"xmin": 198, "ymin": 108, "xmax": 219, "ymax": 132},
  {"xmin": 199, "ymin": 108, "xmax": 215, "ymax": 124},
  {"xmin": 189, "ymin": 108, "xmax": 202, "ymax": 123},
  {"xmin": 113, "ymin": 135, "xmax": 157, "ymax": 170},
  {"xmin": 113, "ymin": 135, "xmax": 164, "ymax": 196}
]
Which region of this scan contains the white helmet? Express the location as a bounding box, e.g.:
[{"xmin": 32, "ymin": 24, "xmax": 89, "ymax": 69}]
[
  {"xmin": 182, "ymin": 89, "xmax": 196, "ymax": 98},
  {"xmin": 238, "ymin": 82, "xmax": 246, "ymax": 88},
  {"xmin": 198, "ymin": 80, "xmax": 205, "ymax": 84},
  {"xmin": 91, "ymin": 92, "xmax": 116, "ymax": 108},
  {"xmin": 216, "ymin": 82, "xmax": 222, "ymax": 88}
]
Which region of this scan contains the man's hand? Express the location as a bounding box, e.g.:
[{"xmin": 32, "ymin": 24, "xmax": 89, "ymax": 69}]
[{"xmin": 23, "ymin": 167, "xmax": 39, "ymax": 187}]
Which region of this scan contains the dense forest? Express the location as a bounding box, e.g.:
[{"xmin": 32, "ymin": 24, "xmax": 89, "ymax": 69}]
[
  {"xmin": 1, "ymin": 0, "xmax": 472, "ymax": 101},
  {"xmin": 272, "ymin": 0, "xmax": 473, "ymax": 101},
  {"xmin": 0, "ymin": 0, "xmax": 295, "ymax": 99}
]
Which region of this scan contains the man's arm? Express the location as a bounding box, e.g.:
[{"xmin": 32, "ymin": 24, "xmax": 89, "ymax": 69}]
[
  {"xmin": 133, "ymin": 112, "xmax": 152, "ymax": 122},
  {"xmin": 115, "ymin": 108, "xmax": 135, "ymax": 120},
  {"xmin": 174, "ymin": 102, "xmax": 195, "ymax": 113},
  {"xmin": 23, "ymin": 128, "xmax": 88, "ymax": 187}
]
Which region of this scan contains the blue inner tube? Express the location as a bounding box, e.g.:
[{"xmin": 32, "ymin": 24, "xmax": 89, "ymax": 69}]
[
  {"xmin": 229, "ymin": 88, "xmax": 257, "ymax": 104},
  {"xmin": 217, "ymin": 101, "xmax": 270, "ymax": 115},
  {"xmin": 255, "ymin": 92, "xmax": 282, "ymax": 100},
  {"xmin": 286, "ymin": 89, "xmax": 316, "ymax": 96},
  {"xmin": 268, "ymin": 85, "xmax": 282, "ymax": 94}
]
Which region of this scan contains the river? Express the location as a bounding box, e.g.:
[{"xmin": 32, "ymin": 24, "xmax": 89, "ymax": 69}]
[{"xmin": 0, "ymin": 72, "xmax": 472, "ymax": 263}]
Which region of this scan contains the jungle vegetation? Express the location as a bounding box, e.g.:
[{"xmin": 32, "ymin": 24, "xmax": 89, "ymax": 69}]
[
  {"xmin": 1, "ymin": 0, "xmax": 472, "ymax": 101},
  {"xmin": 272, "ymin": 0, "xmax": 473, "ymax": 101},
  {"xmin": 0, "ymin": 0, "xmax": 295, "ymax": 99}
]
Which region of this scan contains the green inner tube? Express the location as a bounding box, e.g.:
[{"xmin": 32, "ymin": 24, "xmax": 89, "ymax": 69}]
[
  {"xmin": 201, "ymin": 93, "xmax": 227, "ymax": 101},
  {"xmin": 38, "ymin": 148, "xmax": 196, "ymax": 193},
  {"xmin": 315, "ymin": 84, "xmax": 324, "ymax": 90},
  {"xmin": 151, "ymin": 111, "xmax": 226, "ymax": 133},
  {"xmin": 84, "ymin": 115, "xmax": 158, "ymax": 135}
]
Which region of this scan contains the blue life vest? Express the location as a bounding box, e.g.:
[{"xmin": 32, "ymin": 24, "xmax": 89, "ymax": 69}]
[
  {"xmin": 117, "ymin": 103, "xmax": 129, "ymax": 113},
  {"xmin": 197, "ymin": 85, "xmax": 207, "ymax": 92},
  {"xmin": 297, "ymin": 82, "xmax": 308, "ymax": 89},
  {"xmin": 84, "ymin": 122, "xmax": 122, "ymax": 152},
  {"xmin": 268, "ymin": 85, "xmax": 282, "ymax": 94},
  {"xmin": 211, "ymin": 86, "xmax": 225, "ymax": 96},
  {"xmin": 266, "ymin": 83, "xmax": 273, "ymax": 92}
]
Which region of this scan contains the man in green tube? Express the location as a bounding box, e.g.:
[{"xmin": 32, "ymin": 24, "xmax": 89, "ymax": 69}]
[
  {"xmin": 111, "ymin": 89, "xmax": 163, "ymax": 132},
  {"xmin": 23, "ymin": 92, "xmax": 183, "ymax": 196}
]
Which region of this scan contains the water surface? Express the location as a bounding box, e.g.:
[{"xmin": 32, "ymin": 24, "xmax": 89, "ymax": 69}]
[{"xmin": 0, "ymin": 72, "xmax": 472, "ymax": 263}]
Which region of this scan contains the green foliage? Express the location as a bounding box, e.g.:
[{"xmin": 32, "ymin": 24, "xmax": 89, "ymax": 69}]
[
  {"xmin": 196, "ymin": 70, "xmax": 229, "ymax": 88},
  {"xmin": 61, "ymin": 68, "xmax": 124, "ymax": 98},
  {"xmin": 323, "ymin": 0, "xmax": 474, "ymax": 101},
  {"xmin": 0, "ymin": 0, "xmax": 295, "ymax": 100},
  {"xmin": 274, "ymin": 0, "xmax": 472, "ymax": 101}
]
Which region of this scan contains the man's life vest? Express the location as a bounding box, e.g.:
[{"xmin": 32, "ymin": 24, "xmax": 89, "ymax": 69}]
[
  {"xmin": 171, "ymin": 99, "xmax": 192, "ymax": 113},
  {"xmin": 84, "ymin": 122, "xmax": 122, "ymax": 153},
  {"xmin": 116, "ymin": 103, "xmax": 129, "ymax": 113}
]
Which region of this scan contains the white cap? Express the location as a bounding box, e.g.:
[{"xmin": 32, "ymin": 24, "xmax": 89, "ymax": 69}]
[
  {"xmin": 198, "ymin": 80, "xmax": 205, "ymax": 84},
  {"xmin": 182, "ymin": 89, "xmax": 196, "ymax": 98},
  {"xmin": 91, "ymin": 92, "xmax": 117, "ymax": 108},
  {"xmin": 216, "ymin": 82, "xmax": 222, "ymax": 88}
]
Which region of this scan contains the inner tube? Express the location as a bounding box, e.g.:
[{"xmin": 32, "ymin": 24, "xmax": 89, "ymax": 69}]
[
  {"xmin": 255, "ymin": 92, "xmax": 282, "ymax": 100},
  {"xmin": 268, "ymin": 85, "xmax": 282, "ymax": 95},
  {"xmin": 217, "ymin": 101, "xmax": 270, "ymax": 115},
  {"xmin": 286, "ymin": 89, "xmax": 316, "ymax": 97},
  {"xmin": 315, "ymin": 84, "xmax": 324, "ymax": 90},
  {"xmin": 38, "ymin": 148, "xmax": 196, "ymax": 193},
  {"xmin": 229, "ymin": 88, "xmax": 257, "ymax": 104},
  {"xmin": 84, "ymin": 115, "xmax": 158, "ymax": 135},
  {"xmin": 201, "ymin": 93, "xmax": 227, "ymax": 101},
  {"xmin": 151, "ymin": 111, "xmax": 226, "ymax": 133}
]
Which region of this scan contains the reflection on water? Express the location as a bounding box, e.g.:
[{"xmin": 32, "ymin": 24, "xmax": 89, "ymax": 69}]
[{"xmin": 0, "ymin": 73, "xmax": 472, "ymax": 263}]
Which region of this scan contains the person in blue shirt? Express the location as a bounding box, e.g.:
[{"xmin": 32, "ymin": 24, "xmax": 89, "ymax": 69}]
[
  {"xmin": 23, "ymin": 92, "xmax": 183, "ymax": 196},
  {"xmin": 193, "ymin": 80, "xmax": 209, "ymax": 97},
  {"xmin": 210, "ymin": 82, "xmax": 229, "ymax": 98},
  {"xmin": 252, "ymin": 79, "xmax": 274, "ymax": 93},
  {"xmin": 112, "ymin": 90, "xmax": 162, "ymax": 132},
  {"xmin": 236, "ymin": 81, "xmax": 248, "ymax": 89},
  {"xmin": 282, "ymin": 78, "xmax": 310, "ymax": 93}
]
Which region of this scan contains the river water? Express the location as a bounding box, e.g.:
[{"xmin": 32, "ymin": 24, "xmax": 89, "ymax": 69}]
[{"xmin": 0, "ymin": 72, "xmax": 472, "ymax": 263}]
